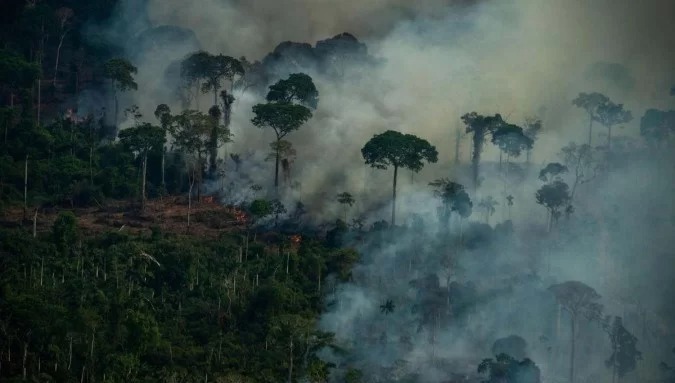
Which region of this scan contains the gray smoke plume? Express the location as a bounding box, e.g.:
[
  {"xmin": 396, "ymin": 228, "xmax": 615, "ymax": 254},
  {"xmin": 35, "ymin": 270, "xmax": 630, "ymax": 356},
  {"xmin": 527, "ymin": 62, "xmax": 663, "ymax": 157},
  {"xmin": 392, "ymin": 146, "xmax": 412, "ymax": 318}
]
[{"xmin": 93, "ymin": 0, "xmax": 675, "ymax": 381}]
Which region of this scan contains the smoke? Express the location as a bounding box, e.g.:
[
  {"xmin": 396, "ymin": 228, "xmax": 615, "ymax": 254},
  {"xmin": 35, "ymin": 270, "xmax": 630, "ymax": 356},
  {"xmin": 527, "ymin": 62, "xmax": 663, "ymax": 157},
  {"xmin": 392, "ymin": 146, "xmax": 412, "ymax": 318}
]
[{"xmin": 95, "ymin": 0, "xmax": 675, "ymax": 381}]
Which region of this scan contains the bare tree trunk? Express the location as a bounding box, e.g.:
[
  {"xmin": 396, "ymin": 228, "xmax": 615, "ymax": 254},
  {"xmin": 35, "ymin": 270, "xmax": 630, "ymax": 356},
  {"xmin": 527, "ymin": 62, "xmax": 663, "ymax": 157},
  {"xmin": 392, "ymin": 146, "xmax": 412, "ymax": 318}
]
[
  {"xmin": 112, "ymin": 80, "xmax": 119, "ymax": 131},
  {"xmin": 187, "ymin": 170, "xmax": 195, "ymax": 233},
  {"xmin": 141, "ymin": 153, "xmax": 147, "ymax": 211},
  {"xmin": 33, "ymin": 209, "xmax": 38, "ymax": 238},
  {"xmin": 570, "ymin": 315, "xmax": 576, "ymax": 383},
  {"xmin": 161, "ymin": 149, "xmax": 166, "ymax": 191},
  {"xmin": 587, "ymin": 113, "xmax": 593, "ymax": 147},
  {"xmin": 22, "ymin": 342, "xmax": 27, "ymax": 380},
  {"xmin": 53, "ymin": 31, "xmax": 68, "ymax": 86},
  {"xmin": 391, "ymin": 165, "xmax": 398, "ymax": 226},
  {"xmin": 317, "ymin": 264, "xmax": 321, "ymax": 294},
  {"xmin": 89, "ymin": 123, "xmax": 94, "ymax": 185},
  {"xmin": 287, "ymin": 338, "xmax": 294, "ymax": 383},
  {"xmin": 454, "ymin": 127, "xmax": 461, "ymax": 164},
  {"xmin": 88, "ymin": 330, "xmax": 94, "ymax": 361},
  {"xmin": 275, "ymin": 138, "xmax": 281, "ymax": 189},
  {"xmin": 24, "ymin": 154, "xmax": 28, "ymax": 221},
  {"xmin": 37, "ymin": 79, "xmax": 41, "ymax": 126}
]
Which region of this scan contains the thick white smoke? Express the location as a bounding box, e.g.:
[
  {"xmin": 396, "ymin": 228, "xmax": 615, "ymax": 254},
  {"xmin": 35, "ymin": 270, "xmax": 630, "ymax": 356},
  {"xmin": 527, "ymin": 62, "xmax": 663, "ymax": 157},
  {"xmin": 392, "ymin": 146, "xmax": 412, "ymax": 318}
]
[{"xmin": 93, "ymin": 0, "xmax": 675, "ymax": 381}]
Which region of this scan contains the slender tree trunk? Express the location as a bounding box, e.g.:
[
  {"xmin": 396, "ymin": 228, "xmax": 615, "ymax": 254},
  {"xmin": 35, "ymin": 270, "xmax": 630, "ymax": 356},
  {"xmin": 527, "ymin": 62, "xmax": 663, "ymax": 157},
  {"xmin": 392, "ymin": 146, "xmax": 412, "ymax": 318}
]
[
  {"xmin": 607, "ymin": 125, "xmax": 612, "ymax": 153},
  {"xmin": 161, "ymin": 148, "xmax": 166, "ymax": 190},
  {"xmin": 111, "ymin": 80, "xmax": 118, "ymax": 127},
  {"xmin": 391, "ymin": 165, "xmax": 398, "ymax": 226},
  {"xmin": 317, "ymin": 265, "xmax": 321, "ymax": 294},
  {"xmin": 197, "ymin": 154, "xmax": 202, "ymax": 202},
  {"xmin": 287, "ymin": 338, "xmax": 294, "ymax": 383},
  {"xmin": 90, "ymin": 329, "xmax": 95, "ymax": 361},
  {"xmin": 89, "ymin": 144, "xmax": 94, "ymax": 185},
  {"xmin": 570, "ymin": 315, "xmax": 576, "ymax": 383},
  {"xmin": 187, "ymin": 169, "xmax": 195, "ymax": 232},
  {"xmin": 22, "ymin": 342, "xmax": 27, "ymax": 380},
  {"xmin": 454, "ymin": 127, "xmax": 461, "ymax": 164},
  {"xmin": 33, "ymin": 209, "xmax": 38, "ymax": 238},
  {"xmin": 53, "ymin": 31, "xmax": 68, "ymax": 86},
  {"xmin": 275, "ymin": 138, "xmax": 281, "ymax": 189},
  {"xmin": 24, "ymin": 154, "xmax": 28, "ymax": 221},
  {"xmin": 471, "ymin": 134, "xmax": 482, "ymax": 189},
  {"xmin": 587, "ymin": 113, "xmax": 593, "ymax": 147},
  {"xmin": 195, "ymin": 81, "xmax": 200, "ymax": 110},
  {"xmin": 141, "ymin": 153, "xmax": 147, "ymax": 210},
  {"xmin": 37, "ymin": 79, "xmax": 41, "ymax": 126}
]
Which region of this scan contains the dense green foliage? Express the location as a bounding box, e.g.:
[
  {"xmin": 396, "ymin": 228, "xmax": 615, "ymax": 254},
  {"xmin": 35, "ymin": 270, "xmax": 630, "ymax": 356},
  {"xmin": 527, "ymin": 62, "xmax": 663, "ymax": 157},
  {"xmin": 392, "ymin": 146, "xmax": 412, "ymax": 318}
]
[{"xmin": 0, "ymin": 215, "xmax": 358, "ymax": 382}]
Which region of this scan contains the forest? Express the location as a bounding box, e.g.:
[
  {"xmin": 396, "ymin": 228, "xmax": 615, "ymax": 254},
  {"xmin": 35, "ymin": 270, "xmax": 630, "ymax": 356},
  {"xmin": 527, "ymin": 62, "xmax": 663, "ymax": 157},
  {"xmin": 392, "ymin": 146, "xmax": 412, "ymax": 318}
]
[{"xmin": 0, "ymin": 0, "xmax": 674, "ymax": 382}]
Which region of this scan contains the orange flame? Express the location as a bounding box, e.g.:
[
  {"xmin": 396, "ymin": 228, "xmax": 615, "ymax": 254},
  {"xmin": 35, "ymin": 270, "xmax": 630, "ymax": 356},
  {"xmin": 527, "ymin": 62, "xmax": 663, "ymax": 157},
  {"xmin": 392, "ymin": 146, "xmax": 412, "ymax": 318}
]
[{"xmin": 290, "ymin": 234, "xmax": 302, "ymax": 245}]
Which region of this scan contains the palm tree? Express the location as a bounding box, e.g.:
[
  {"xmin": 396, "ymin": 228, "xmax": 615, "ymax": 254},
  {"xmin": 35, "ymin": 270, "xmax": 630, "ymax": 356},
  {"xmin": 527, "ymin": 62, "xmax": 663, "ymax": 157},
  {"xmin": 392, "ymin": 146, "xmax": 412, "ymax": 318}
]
[
  {"xmin": 336, "ymin": 192, "xmax": 355, "ymax": 221},
  {"xmin": 506, "ymin": 195, "xmax": 514, "ymax": 220},
  {"xmin": 380, "ymin": 300, "xmax": 395, "ymax": 315},
  {"xmin": 478, "ymin": 196, "xmax": 498, "ymax": 224}
]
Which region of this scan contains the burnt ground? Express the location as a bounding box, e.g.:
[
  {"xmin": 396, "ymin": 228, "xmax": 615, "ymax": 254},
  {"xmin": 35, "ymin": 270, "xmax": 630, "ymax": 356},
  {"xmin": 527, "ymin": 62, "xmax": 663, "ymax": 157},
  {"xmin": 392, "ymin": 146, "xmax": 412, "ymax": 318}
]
[{"xmin": 0, "ymin": 196, "xmax": 246, "ymax": 239}]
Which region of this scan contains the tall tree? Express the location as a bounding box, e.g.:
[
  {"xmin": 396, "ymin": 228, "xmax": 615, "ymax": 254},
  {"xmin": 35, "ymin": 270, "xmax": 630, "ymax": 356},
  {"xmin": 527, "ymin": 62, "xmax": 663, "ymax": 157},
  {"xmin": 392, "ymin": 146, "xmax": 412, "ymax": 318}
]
[
  {"xmin": 336, "ymin": 192, "xmax": 355, "ymax": 222},
  {"xmin": 206, "ymin": 105, "xmax": 231, "ymax": 176},
  {"xmin": 594, "ymin": 101, "xmax": 632, "ymax": 152},
  {"xmin": 535, "ymin": 180, "xmax": 571, "ymax": 231},
  {"xmin": 603, "ymin": 316, "xmax": 641, "ymax": 383},
  {"xmin": 252, "ymin": 73, "xmax": 317, "ymax": 189},
  {"xmin": 251, "ymin": 103, "xmax": 311, "ymax": 189},
  {"xmin": 453, "ymin": 127, "xmax": 463, "ymax": 164},
  {"xmin": 523, "ymin": 118, "xmax": 542, "ymax": 164},
  {"xmin": 361, "ymin": 130, "xmax": 438, "ymax": 226},
  {"xmin": 429, "ymin": 179, "xmax": 472, "ymax": 231},
  {"xmin": 572, "ymin": 92, "xmax": 609, "ymax": 146},
  {"xmin": 559, "ymin": 143, "xmax": 600, "ymax": 199},
  {"xmin": 639, "ymin": 109, "xmax": 675, "ymax": 150},
  {"xmin": 538, "ymin": 162, "xmax": 568, "ymax": 182},
  {"xmin": 478, "ymin": 196, "xmax": 499, "ymax": 225},
  {"xmin": 103, "ymin": 58, "xmax": 137, "ymax": 130},
  {"xmin": 492, "ymin": 123, "xmax": 533, "ymax": 167},
  {"xmin": 153, "ymin": 104, "xmax": 172, "ymax": 191},
  {"xmin": 52, "ymin": 7, "xmax": 74, "ymax": 86},
  {"xmin": 180, "ymin": 51, "xmax": 211, "ymax": 109},
  {"xmin": 266, "ymin": 73, "xmax": 319, "ymax": 109},
  {"xmin": 171, "ymin": 109, "xmax": 229, "ymax": 201},
  {"xmin": 461, "ymin": 112, "xmax": 504, "ymax": 188},
  {"xmin": 266, "ymin": 140, "xmax": 297, "ymax": 184},
  {"xmin": 119, "ymin": 121, "xmax": 165, "ymax": 211},
  {"xmin": 549, "ymin": 281, "xmax": 603, "ymax": 383},
  {"xmin": 220, "ymin": 89, "xmax": 236, "ymax": 127},
  {"xmin": 201, "ymin": 54, "xmax": 244, "ymax": 106}
]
